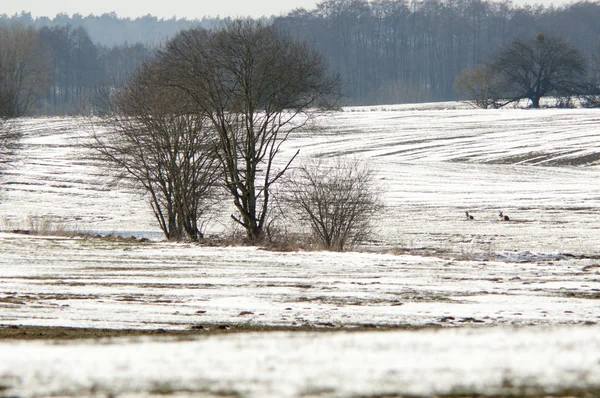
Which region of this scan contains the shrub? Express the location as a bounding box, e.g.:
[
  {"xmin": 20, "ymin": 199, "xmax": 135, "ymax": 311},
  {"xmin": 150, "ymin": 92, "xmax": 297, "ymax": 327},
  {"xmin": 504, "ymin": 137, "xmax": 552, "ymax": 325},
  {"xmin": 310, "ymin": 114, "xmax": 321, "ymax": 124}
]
[{"xmin": 283, "ymin": 157, "xmax": 382, "ymax": 251}]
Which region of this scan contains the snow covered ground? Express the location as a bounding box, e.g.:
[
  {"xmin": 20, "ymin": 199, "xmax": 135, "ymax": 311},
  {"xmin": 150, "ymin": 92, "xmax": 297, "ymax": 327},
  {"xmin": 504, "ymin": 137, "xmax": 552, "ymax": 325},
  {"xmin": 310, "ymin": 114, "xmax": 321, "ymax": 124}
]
[
  {"xmin": 2, "ymin": 234, "xmax": 599, "ymax": 330},
  {"xmin": 2, "ymin": 327, "xmax": 600, "ymax": 397},
  {"xmin": 1, "ymin": 103, "xmax": 600, "ymax": 397}
]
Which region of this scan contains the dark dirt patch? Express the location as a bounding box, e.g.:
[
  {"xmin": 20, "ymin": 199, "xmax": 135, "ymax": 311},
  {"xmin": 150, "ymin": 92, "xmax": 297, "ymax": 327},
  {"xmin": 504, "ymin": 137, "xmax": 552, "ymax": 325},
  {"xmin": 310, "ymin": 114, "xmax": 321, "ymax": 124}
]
[
  {"xmin": 480, "ymin": 150, "xmax": 600, "ymax": 167},
  {"xmin": 0, "ymin": 325, "xmax": 199, "ymax": 340},
  {"xmin": 0, "ymin": 297, "xmax": 27, "ymax": 305},
  {"xmin": 352, "ymin": 385, "xmax": 600, "ymax": 398},
  {"xmin": 384, "ymin": 247, "xmax": 457, "ymax": 259},
  {"xmin": 1, "ymin": 293, "xmax": 99, "ymax": 302},
  {"xmin": 583, "ymin": 264, "xmax": 600, "ymax": 272},
  {"xmin": 296, "ymin": 295, "xmax": 407, "ymax": 306},
  {"xmin": 556, "ymin": 291, "xmax": 600, "ymax": 300},
  {"xmin": 0, "ymin": 323, "xmax": 445, "ymax": 341}
]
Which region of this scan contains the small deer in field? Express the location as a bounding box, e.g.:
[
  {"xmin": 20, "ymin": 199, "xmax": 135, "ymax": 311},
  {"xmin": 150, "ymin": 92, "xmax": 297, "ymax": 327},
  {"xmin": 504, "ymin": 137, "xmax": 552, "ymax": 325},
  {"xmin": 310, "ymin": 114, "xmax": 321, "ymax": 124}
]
[
  {"xmin": 499, "ymin": 211, "xmax": 510, "ymax": 221},
  {"xmin": 465, "ymin": 211, "xmax": 474, "ymax": 220}
]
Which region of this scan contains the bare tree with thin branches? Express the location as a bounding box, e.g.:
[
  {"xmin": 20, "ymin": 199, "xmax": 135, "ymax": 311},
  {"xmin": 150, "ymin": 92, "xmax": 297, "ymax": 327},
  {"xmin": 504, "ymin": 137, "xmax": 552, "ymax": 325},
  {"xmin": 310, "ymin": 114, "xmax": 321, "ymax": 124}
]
[
  {"xmin": 455, "ymin": 65, "xmax": 502, "ymax": 109},
  {"xmin": 91, "ymin": 62, "xmax": 220, "ymax": 241},
  {"xmin": 283, "ymin": 157, "xmax": 382, "ymax": 251},
  {"xmin": 159, "ymin": 20, "xmax": 340, "ymax": 242}
]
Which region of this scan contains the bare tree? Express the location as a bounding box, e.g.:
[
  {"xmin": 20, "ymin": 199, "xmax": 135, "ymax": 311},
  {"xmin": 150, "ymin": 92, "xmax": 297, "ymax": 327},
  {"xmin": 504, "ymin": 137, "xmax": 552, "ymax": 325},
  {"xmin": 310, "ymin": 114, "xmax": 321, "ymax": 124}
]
[
  {"xmin": 491, "ymin": 33, "xmax": 587, "ymax": 108},
  {"xmin": 160, "ymin": 20, "xmax": 340, "ymax": 242},
  {"xmin": 0, "ymin": 24, "xmax": 51, "ymax": 117},
  {"xmin": 91, "ymin": 63, "xmax": 220, "ymax": 241},
  {"xmin": 455, "ymin": 65, "xmax": 502, "ymax": 109},
  {"xmin": 283, "ymin": 157, "xmax": 382, "ymax": 251}
]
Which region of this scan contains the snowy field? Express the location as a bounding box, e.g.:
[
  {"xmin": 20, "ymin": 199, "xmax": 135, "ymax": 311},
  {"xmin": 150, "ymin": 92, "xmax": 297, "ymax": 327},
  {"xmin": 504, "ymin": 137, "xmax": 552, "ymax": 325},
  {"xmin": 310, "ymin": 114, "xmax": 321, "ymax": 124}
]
[{"xmin": 1, "ymin": 103, "xmax": 600, "ymax": 397}]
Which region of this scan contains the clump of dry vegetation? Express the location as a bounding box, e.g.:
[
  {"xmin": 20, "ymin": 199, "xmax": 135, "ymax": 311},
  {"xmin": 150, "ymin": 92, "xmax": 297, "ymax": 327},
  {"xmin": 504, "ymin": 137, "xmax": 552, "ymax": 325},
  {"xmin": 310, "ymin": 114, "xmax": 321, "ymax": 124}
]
[
  {"xmin": 280, "ymin": 157, "xmax": 383, "ymax": 251},
  {"xmin": 1, "ymin": 215, "xmax": 72, "ymax": 236}
]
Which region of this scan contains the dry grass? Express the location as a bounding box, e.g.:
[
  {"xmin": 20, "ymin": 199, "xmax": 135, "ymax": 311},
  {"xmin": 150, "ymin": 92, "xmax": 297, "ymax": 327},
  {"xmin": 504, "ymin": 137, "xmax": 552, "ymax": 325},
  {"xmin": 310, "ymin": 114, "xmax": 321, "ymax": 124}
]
[
  {"xmin": 0, "ymin": 215, "xmax": 152, "ymax": 243},
  {"xmin": 1, "ymin": 215, "xmax": 75, "ymax": 236}
]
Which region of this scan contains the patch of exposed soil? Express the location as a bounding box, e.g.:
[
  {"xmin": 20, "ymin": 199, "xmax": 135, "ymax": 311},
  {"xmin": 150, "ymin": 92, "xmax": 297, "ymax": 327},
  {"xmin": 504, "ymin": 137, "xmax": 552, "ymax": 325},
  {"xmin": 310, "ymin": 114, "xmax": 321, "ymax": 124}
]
[
  {"xmin": 482, "ymin": 150, "xmax": 600, "ymax": 167},
  {"xmin": 0, "ymin": 323, "xmax": 442, "ymax": 340}
]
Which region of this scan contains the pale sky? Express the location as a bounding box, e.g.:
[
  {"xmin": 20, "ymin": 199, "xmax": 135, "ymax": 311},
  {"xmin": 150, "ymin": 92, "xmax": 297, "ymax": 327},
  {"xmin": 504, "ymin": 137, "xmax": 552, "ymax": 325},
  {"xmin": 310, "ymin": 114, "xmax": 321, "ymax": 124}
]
[
  {"xmin": 0, "ymin": 0, "xmax": 571, "ymax": 20},
  {"xmin": 0, "ymin": 0, "xmax": 322, "ymax": 19}
]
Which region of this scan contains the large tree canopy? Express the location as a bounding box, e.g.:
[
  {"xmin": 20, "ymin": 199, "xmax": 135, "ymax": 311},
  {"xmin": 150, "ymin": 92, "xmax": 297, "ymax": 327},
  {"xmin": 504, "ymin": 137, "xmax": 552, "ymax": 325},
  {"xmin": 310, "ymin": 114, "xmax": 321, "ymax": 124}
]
[
  {"xmin": 159, "ymin": 20, "xmax": 339, "ymax": 241},
  {"xmin": 491, "ymin": 33, "xmax": 587, "ymax": 108}
]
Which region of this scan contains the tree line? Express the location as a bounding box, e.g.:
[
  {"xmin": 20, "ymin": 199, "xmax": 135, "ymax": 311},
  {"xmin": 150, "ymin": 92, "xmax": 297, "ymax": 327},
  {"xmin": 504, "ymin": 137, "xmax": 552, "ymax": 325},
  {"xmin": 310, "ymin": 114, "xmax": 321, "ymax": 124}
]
[
  {"xmin": 0, "ymin": 11, "xmax": 232, "ymax": 47},
  {"xmin": 1, "ymin": 0, "xmax": 600, "ymax": 113},
  {"xmin": 0, "ymin": 23, "xmax": 153, "ymax": 117},
  {"xmin": 275, "ymin": 0, "xmax": 600, "ymax": 104}
]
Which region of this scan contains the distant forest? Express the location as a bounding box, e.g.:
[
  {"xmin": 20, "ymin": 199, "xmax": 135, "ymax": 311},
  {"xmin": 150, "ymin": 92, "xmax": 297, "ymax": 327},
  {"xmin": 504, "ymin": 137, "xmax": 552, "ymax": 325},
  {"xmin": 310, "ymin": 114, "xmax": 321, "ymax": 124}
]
[
  {"xmin": 0, "ymin": 11, "xmax": 236, "ymax": 46},
  {"xmin": 1, "ymin": 0, "xmax": 599, "ymax": 113},
  {"xmin": 276, "ymin": 0, "xmax": 600, "ymax": 104}
]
